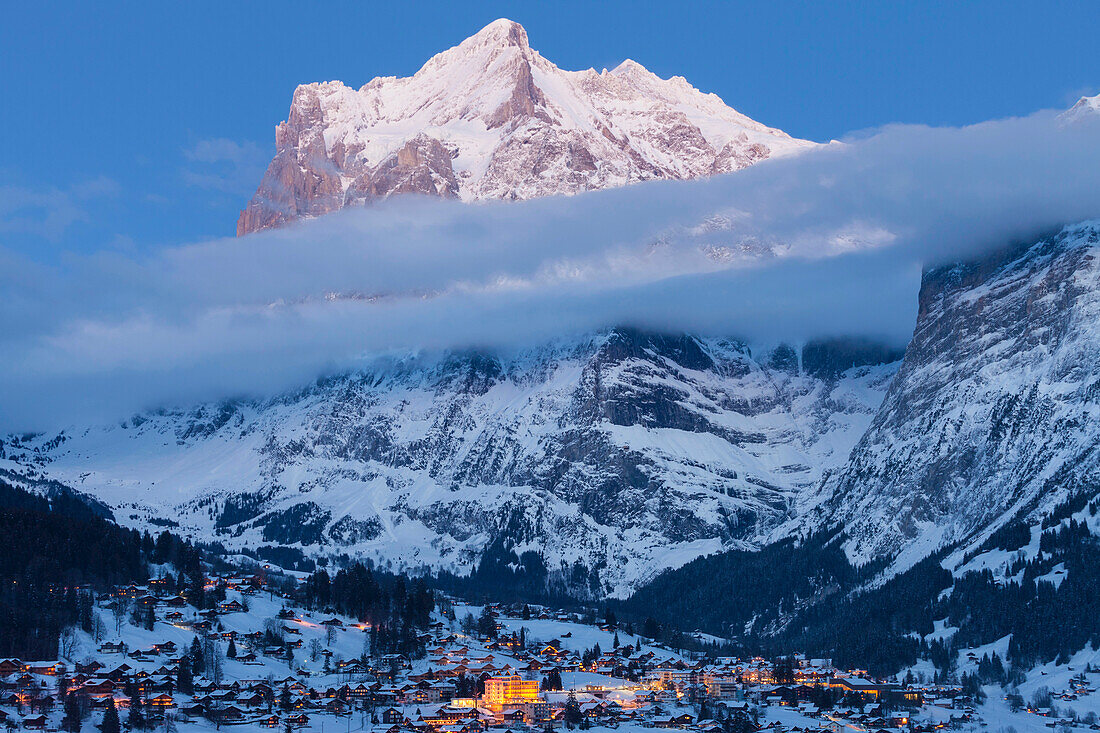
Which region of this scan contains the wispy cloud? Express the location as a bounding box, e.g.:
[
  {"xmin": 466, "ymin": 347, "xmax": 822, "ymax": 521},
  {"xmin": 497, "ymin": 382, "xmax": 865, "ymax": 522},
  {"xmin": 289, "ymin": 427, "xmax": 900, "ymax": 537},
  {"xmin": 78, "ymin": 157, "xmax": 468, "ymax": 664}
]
[
  {"xmin": 0, "ymin": 176, "xmax": 119, "ymax": 241},
  {"xmin": 181, "ymin": 138, "xmax": 267, "ymax": 196},
  {"xmin": 1, "ymin": 109, "xmax": 1099, "ymax": 430}
]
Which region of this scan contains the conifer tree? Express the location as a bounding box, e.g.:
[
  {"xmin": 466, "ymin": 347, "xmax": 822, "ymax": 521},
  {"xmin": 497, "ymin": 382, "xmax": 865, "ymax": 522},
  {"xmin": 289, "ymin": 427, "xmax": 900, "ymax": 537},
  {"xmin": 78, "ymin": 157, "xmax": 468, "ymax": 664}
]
[
  {"xmin": 176, "ymin": 656, "xmax": 193, "ymax": 695},
  {"xmin": 62, "ymin": 691, "xmax": 87, "ymax": 733},
  {"xmin": 280, "ymin": 684, "xmax": 292, "ymax": 712},
  {"xmin": 99, "ymin": 699, "xmax": 120, "ymax": 733},
  {"xmin": 190, "ymin": 637, "xmax": 204, "ymax": 677},
  {"xmin": 128, "ymin": 694, "xmax": 146, "ymax": 731},
  {"xmin": 564, "ymin": 691, "xmax": 582, "ymax": 729}
]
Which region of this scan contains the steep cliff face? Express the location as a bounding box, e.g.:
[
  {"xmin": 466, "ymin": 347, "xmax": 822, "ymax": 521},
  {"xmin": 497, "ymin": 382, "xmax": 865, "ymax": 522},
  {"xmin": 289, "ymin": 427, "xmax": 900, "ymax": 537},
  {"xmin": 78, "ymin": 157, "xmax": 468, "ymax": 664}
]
[
  {"xmin": 820, "ymin": 222, "xmax": 1100, "ymax": 566},
  {"xmin": 21, "ymin": 224, "xmax": 1100, "ymax": 594},
  {"xmin": 237, "ymin": 19, "xmax": 813, "ymax": 234},
  {"xmin": 10, "ymin": 330, "xmax": 895, "ymax": 597}
]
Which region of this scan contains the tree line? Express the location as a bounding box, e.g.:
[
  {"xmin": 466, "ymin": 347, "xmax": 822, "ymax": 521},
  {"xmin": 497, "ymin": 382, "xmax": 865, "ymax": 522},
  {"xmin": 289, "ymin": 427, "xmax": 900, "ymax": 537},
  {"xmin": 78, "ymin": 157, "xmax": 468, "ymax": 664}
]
[{"xmin": 0, "ymin": 478, "xmax": 202, "ymax": 658}]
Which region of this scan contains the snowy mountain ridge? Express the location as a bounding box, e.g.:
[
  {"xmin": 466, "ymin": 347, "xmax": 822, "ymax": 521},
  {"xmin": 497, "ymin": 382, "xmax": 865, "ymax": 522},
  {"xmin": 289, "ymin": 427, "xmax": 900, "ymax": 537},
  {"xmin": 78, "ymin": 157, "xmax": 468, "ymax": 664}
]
[
  {"xmin": 237, "ymin": 18, "xmax": 814, "ymax": 234},
  {"xmin": 9, "ymin": 224, "xmax": 1100, "ymax": 600},
  {"xmin": 811, "ymin": 221, "xmax": 1100, "ymax": 571},
  {"xmin": 1062, "ymin": 92, "xmax": 1100, "ymax": 124},
  {"xmin": 2, "ymin": 330, "xmax": 897, "ymax": 598}
]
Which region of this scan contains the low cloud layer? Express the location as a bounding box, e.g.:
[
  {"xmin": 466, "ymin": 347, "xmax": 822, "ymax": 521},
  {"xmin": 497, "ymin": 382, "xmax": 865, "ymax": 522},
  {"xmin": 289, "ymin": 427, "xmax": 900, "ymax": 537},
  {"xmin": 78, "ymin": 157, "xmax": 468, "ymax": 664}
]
[{"xmin": 2, "ymin": 110, "xmax": 1099, "ymax": 431}]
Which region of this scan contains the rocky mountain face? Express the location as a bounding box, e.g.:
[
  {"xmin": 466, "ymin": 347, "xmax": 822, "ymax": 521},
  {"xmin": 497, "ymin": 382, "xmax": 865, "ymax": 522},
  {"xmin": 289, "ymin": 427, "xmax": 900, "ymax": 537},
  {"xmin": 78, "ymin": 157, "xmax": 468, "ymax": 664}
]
[
  {"xmin": 10, "ymin": 224, "xmax": 1100, "ymax": 596},
  {"xmin": 237, "ymin": 19, "xmax": 813, "ymax": 235},
  {"xmin": 817, "ymin": 222, "xmax": 1100, "ymax": 567},
  {"xmin": 3, "ymin": 330, "xmax": 896, "ymax": 597}
]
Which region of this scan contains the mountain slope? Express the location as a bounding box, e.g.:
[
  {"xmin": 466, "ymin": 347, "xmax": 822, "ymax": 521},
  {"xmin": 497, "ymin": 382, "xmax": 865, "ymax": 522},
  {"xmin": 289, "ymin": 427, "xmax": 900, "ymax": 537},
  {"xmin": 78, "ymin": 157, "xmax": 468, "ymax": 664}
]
[
  {"xmin": 624, "ymin": 225, "xmax": 1100, "ymax": 673},
  {"xmin": 237, "ymin": 19, "xmax": 813, "ymax": 234},
  {"xmin": 5, "ymin": 330, "xmax": 896, "ymax": 598},
  {"xmin": 1062, "ymin": 92, "xmax": 1100, "ymax": 123},
  {"xmin": 817, "ymin": 222, "xmax": 1100, "ymax": 567}
]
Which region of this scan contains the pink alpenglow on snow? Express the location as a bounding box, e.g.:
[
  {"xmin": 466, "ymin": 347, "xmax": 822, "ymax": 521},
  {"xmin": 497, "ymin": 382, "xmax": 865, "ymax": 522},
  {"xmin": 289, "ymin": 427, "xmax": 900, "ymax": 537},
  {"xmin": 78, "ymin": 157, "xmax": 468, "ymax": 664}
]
[{"xmin": 236, "ymin": 18, "xmax": 814, "ymax": 235}]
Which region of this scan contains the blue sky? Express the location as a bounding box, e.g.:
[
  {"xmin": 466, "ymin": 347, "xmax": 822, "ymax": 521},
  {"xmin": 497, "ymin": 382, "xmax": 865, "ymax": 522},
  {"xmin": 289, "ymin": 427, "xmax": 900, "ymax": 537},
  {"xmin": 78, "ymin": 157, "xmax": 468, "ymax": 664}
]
[{"xmin": 2, "ymin": 0, "xmax": 1098, "ymax": 258}]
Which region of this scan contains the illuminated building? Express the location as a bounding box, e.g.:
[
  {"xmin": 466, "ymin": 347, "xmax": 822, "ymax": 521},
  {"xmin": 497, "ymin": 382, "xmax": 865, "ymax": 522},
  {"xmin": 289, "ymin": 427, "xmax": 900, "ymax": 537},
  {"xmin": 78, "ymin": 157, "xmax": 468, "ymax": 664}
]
[{"xmin": 483, "ymin": 675, "xmax": 541, "ymax": 712}]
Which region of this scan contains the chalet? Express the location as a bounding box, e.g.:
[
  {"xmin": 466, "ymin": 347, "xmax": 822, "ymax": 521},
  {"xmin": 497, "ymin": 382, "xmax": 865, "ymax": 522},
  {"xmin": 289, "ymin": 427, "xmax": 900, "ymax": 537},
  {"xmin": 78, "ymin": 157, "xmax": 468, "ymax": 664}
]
[
  {"xmin": 139, "ymin": 595, "xmax": 166, "ymax": 611},
  {"xmin": 654, "ymin": 714, "xmax": 695, "ymax": 728},
  {"xmin": 0, "ymin": 661, "xmax": 23, "ymax": 676},
  {"xmin": 22, "ymin": 715, "xmax": 47, "ymax": 729},
  {"xmin": 179, "ymin": 703, "xmax": 206, "ymax": 718},
  {"xmin": 148, "ymin": 694, "xmax": 176, "ymax": 709},
  {"xmin": 320, "ymin": 618, "xmax": 344, "ymax": 627},
  {"xmin": 499, "ymin": 709, "xmax": 526, "ymax": 726},
  {"xmin": 382, "ymin": 707, "xmax": 404, "ymax": 724},
  {"xmin": 141, "ymin": 675, "xmax": 168, "ymax": 691},
  {"xmin": 236, "ymin": 692, "xmax": 266, "ymax": 708},
  {"xmin": 193, "ymin": 680, "xmax": 219, "ymax": 694},
  {"xmin": 348, "ymin": 683, "xmax": 373, "ymax": 699},
  {"xmin": 76, "ymin": 661, "xmax": 105, "ymax": 675},
  {"xmin": 82, "ymin": 679, "xmax": 117, "ymax": 696},
  {"xmin": 408, "ymin": 687, "xmax": 443, "ymax": 704},
  {"xmin": 89, "ymin": 695, "xmax": 118, "ymax": 710},
  {"xmin": 796, "ymin": 703, "xmax": 820, "ymax": 717},
  {"xmin": 25, "ymin": 661, "xmax": 62, "ymax": 676},
  {"xmin": 105, "ymin": 665, "xmax": 132, "ymax": 681}
]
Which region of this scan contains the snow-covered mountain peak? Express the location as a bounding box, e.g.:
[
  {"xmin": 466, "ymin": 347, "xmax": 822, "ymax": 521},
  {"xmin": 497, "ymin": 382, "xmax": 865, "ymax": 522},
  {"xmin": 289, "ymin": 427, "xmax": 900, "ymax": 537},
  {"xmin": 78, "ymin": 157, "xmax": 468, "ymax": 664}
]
[
  {"xmin": 460, "ymin": 17, "xmax": 531, "ymax": 51},
  {"xmin": 414, "ymin": 18, "xmax": 539, "ymax": 87},
  {"xmin": 1062, "ymin": 92, "xmax": 1100, "ymax": 123},
  {"xmin": 237, "ymin": 20, "xmax": 815, "ymax": 235}
]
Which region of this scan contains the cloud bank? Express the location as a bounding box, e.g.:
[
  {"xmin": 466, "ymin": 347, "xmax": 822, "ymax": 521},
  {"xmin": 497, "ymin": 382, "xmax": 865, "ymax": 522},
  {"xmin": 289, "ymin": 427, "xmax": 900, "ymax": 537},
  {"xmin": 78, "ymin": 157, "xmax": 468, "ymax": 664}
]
[{"xmin": 2, "ymin": 110, "xmax": 1099, "ymax": 431}]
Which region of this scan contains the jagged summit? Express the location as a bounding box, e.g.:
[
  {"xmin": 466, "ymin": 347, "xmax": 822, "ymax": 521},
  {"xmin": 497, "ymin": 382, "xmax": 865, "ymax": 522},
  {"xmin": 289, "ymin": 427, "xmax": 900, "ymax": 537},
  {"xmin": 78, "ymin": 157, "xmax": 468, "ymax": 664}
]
[
  {"xmin": 1063, "ymin": 92, "xmax": 1100, "ymax": 123},
  {"xmin": 237, "ymin": 19, "xmax": 814, "ymax": 235},
  {"xmin": 465, "ymin": 18, "xmax": 531, "ymax": 49}
]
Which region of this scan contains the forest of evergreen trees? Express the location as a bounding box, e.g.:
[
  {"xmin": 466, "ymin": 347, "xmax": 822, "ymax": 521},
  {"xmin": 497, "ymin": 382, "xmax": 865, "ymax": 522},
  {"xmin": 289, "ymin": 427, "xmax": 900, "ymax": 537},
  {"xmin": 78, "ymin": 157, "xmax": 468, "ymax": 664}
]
[
  {"xmin": 432, "ymin": 535, "xmax": 599, "ymax": 604},
  {"xmin": 620, "ymin": 495, "xmax": 1100, "ymax": 677},
  {"xmin": 618, "ymin": 531, "xmax": 861, "ymax": 644},
  {"xmin": 300, "ymin": 563, "xmax": 436, "ymax": 658},
  {"xmin": 6, "ymin": 459, "xmax": 1100, "ymax": 682},
  {"xmin": 0, "ymin": 478, "xmax": 200, "ymax": 659}
]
